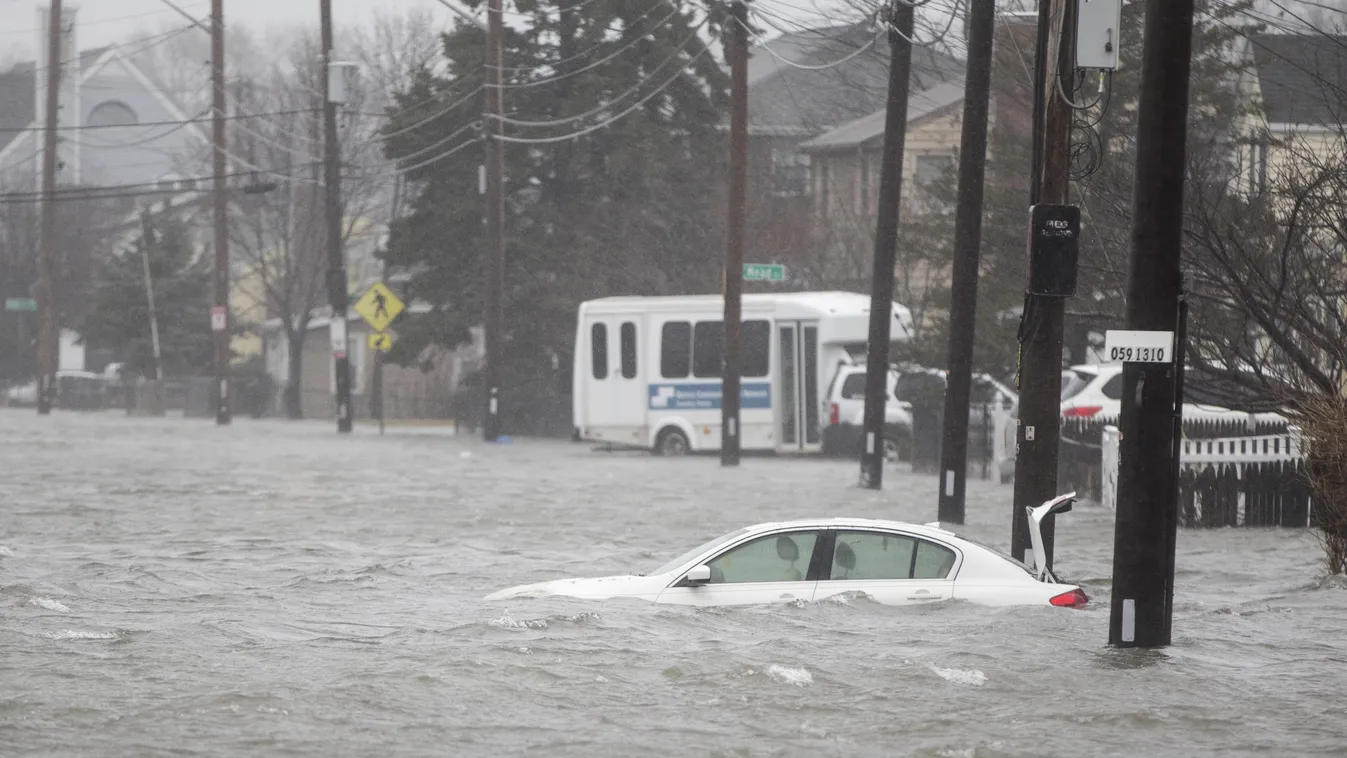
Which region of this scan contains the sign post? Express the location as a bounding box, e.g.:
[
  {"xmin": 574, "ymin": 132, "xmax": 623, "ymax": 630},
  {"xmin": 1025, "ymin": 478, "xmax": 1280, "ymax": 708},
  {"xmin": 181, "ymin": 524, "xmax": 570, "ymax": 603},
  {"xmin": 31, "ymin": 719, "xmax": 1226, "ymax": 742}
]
[{"xmin": 354, "ymin": 282, "xmax": 406, "ymax": 434}]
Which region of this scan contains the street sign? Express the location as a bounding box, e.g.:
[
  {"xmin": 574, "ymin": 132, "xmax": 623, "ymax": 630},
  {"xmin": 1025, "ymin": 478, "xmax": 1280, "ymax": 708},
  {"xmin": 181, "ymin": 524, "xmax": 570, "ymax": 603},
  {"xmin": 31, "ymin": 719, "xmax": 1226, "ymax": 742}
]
[
  {"xmin": 368, "ymin": 331, "xmax": 394, "ymax": 352},
  {"xmin": 743, "ymin": 263, "xmax": 786, "ymax": 282},
  {"xmin": 1104, "ymin": 330, "xmax": 1174, "ymax": 363},
  {"xmin": 210, "ymin": 306, "xmax": 227, "ymax": 332},
  {"xmin": 4, "ymin": 297, "xmax": 36, "ymax": 312},
  {"xmin": 353, "ymin": 281, "xmax": 404, "ymax": 332}
]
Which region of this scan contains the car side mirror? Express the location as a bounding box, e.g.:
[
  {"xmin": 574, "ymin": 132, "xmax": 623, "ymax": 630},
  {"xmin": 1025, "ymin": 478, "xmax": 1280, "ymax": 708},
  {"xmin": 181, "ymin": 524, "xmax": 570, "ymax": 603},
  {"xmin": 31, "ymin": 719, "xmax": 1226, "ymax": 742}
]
[{"xmin": 681, "ymin": 564, "xmax": 711, "ymax": 587}]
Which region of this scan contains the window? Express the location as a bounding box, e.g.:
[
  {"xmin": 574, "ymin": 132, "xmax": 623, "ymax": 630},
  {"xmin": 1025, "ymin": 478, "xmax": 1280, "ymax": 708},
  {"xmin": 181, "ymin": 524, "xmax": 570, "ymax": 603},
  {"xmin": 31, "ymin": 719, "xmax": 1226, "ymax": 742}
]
[
  {"xmin": 819, "ymin": 162, "xmax": 831, "ymax": 212},
  {"xmin": 860, "ymin": 157, "xmax": 871, "ymax": 212},
  {"xmin": 841, "ymin": 373, "xmax": 866, "ymax": 400},
  {"xmin": 707, "ymin": 531, "xmax": 818, "ymax": 583},
  {"xmin": 913, "ymin": 154, "xmax": 955, "ymax": 212},
  {"xmin": 591, "ymin": 323, "xmax": 608, "ymax": 379},
  {"xmin": 661, "ymin": 321, "xmax": 691, "ymax": 378},
  {"xmin": 913, "ymin": 540, "xmax": 957, "ymax": 579},
  {"xmin": 620, "ymin": 322, "xmax": 637, "ymax": 379},
  {"xmin": 742, "ymin": 320, "xmax": 770, "ymax": 378},
  {"xmin": 829, "ymin": 531, "xmax": 956, "ymax": 580},
  {"xmin": 692, "ymin": 321, "xmax": 723, "ymax": 378},
  {"xmin": 1101, "ymin": 373, "xmax": 1123, "ymax": 400},
  {"xmin": 88, "ymin": 100, "xmax": 138, "ymax": 127},
  {"xmin": 771, "ymin": 148, "xmax": 810, "ymax": 196}
]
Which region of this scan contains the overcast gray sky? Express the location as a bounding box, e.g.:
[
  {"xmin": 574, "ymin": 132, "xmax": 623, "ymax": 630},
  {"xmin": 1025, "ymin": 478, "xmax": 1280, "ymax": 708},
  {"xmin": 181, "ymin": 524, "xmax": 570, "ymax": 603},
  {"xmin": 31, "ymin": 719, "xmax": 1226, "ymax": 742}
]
[{"xmin": 0, "ymin": 0, "xmax": 464, "ymax": 62}]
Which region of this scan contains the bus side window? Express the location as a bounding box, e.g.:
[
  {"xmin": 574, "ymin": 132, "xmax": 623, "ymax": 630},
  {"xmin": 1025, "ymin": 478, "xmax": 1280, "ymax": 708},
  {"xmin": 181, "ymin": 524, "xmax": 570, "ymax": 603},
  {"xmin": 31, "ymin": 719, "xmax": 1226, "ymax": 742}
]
[
  {"xmin": 620, "ymin": 322, "xmax": 637, "ymax": 379},
  {"xmin": 591, "ymin": 323, "xmax": 608, "ymax": 380},
  {"xmin": 743, "ymin": 320, "xmax": 770, "ymax": 377},
  {"xmin": 693, "ymin": 321, "xmax": 723, "ymax": 378},
  {"xmin": 661, "ymin": 322, "xmax": 691, "ymax": 378}
]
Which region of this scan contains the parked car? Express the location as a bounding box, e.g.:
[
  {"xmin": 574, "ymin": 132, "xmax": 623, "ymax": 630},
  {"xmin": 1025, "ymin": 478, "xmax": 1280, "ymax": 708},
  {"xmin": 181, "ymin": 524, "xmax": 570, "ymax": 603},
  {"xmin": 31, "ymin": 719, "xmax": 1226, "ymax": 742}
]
[
  {"xmin": 485, "ymin": 494, "xmax": 1088, "ymax": 608},
  {"xmin": 4, "ymin": 369, "xmax": 103, "ymax": 408},
  {"xmin": 1060, "ymin": 363, "xmax": 1287, "ymax": 422},
  {"xmin": 820, "ymin": 364, "xmax": 912, "ymax": 459}
]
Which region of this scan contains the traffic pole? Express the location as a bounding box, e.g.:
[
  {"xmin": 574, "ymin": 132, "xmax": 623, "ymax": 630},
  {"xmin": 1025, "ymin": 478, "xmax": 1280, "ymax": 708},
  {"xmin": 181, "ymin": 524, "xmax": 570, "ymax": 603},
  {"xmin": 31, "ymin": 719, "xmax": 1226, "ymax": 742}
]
[
  {"xmin": 1109, "ymin": 0, "xmax": 1196, "ymax": 649},
  {"xmin": 859, "ymin": 0, "xmax": 915, "ymax": 490},
  {"xmin": 482, "ymin": 0, "xmax": 506, "ymax": 442},
  {"xmin": 211, "ymin": 0, "xmax": 231, "ymax": 425},
  {"xmin": 35, "ymin": 0, "xmax": 61, "ymax": 416},
  {"xmin": 720, "ymin": 0, "xmax": 749, "ymax": 467},
  {"xmin": 320, "ymin": 0, "xmax": 352, "ymax": 433},
  {"xmin": 1009, "ymin": 0, "xmax": 1075, "ymax": 564},
  {"xmin": 935, "ymin": 0, "xmax": 996, "ymax": 523}
]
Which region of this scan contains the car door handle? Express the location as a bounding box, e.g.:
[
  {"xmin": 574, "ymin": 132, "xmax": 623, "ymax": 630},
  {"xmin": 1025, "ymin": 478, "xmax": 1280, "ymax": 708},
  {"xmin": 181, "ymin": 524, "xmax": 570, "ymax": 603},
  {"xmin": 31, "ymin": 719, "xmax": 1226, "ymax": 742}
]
[{"xmin": 907, "ymin": 591, "xmax": 940, "ymax": 601}]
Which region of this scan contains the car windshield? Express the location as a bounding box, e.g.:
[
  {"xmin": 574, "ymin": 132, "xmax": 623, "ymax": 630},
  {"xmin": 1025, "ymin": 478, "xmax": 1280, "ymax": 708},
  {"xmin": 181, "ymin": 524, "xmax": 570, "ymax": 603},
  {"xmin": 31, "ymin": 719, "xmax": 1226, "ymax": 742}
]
[{"xmin": 645, "ymin": 528, "xmax": 751, "ymax": 576}]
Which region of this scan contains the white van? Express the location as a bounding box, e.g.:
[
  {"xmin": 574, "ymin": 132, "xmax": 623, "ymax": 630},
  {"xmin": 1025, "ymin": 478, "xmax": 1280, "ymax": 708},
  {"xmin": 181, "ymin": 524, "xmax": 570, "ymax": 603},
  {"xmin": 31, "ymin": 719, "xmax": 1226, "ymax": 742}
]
[{"xmin": 572, "ymin": 292, "xmax": 914, "ymax": 455}]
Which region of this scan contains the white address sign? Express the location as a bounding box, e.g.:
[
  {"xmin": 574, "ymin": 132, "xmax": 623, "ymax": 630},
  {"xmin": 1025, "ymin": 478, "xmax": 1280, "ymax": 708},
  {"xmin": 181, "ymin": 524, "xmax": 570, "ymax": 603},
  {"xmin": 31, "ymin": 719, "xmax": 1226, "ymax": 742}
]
[{"xmin": 1103, "ymin": 330, "xmax": 1175, "ymax": 363}]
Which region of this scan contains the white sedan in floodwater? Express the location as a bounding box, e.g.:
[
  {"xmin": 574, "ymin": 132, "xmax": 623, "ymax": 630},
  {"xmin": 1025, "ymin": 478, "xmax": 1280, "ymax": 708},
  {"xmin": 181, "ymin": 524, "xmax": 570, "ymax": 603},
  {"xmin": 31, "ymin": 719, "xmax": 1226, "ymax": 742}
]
[{"xmin": 485, "ymin": 494, "xmax": 1088, "ymax": 609}]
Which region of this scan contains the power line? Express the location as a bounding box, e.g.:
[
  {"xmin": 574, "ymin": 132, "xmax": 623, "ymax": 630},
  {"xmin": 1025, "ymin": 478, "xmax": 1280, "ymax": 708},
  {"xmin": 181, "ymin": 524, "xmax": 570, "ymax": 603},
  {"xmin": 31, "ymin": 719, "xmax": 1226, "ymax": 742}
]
[
  {"xmin": 0, "ymin": 2, "xmax": 207, "ymax": 36},
  {"xmin": 0, "ymin": 108, "xmax": 321, "ymax": 134},
  {"xmin": 494, "ymin": 5, "xmax": 691, "ymax": 89}
]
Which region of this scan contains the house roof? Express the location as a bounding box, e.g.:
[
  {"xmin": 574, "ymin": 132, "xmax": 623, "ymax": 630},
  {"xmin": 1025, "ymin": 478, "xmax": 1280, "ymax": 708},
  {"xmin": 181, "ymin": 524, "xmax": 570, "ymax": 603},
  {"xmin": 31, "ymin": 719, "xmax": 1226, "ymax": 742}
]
[
  {"xmin": 0, "ymin": 47, "xmax": 110, "ymax": 154},
  {"xmin": 746, "ymin": 22, "xmax": 965, "ymax": 137},
  {"xmin": 1251, "ymin": 33, "xmax": 1347, "ymax": 127},
  {"xmin": 797, "ymin": 79, "xmax": 966, "ymax": 152}
]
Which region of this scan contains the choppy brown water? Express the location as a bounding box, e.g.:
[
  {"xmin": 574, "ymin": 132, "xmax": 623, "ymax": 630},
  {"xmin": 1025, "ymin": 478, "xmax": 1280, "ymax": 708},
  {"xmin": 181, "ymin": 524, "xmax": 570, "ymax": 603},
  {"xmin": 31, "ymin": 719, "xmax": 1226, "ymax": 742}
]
[{"xmin": 2, "ymin": 409, "xmax": 1345, "ymax": 757}]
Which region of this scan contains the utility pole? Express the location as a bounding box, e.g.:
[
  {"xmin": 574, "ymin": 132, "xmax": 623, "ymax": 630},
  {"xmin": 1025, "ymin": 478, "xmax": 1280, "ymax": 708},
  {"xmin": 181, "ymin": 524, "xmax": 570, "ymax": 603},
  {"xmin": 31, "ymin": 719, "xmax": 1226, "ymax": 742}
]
[
  {"xmin": 720, "ymin": 0, "xmax": 749, "ymax": 467},
  {"xmin": 859, "ymin": 0, "xmax": 915, "ymax": 490},
  {"xmin": 139, "ymin": 211, "xmax": 164, "ymax": 382},
  {"xmin": 482, "ymin": 0, "xmax": 506, "ymax": 442},
  {"xmin": 936, "ymin": 0, "xmax": 996, "ymax": 523},
  {"xmin": 1009, "ymin": 0, "xmax": 1076, "ymax": 563},
  {"xmin": 35, "ymin": 0, "xmax": 61, "ymax": 416},
  {"xmin": 211, "ymin": 0, "xmax": 231, "ymax": 425},
  {"xmin": 1109, "ymin": 0, "xmax": 1195, "ymax": 649},
  {"xmin": 320, "ymin": 0, "xmax": 353, "ymax": 433}
]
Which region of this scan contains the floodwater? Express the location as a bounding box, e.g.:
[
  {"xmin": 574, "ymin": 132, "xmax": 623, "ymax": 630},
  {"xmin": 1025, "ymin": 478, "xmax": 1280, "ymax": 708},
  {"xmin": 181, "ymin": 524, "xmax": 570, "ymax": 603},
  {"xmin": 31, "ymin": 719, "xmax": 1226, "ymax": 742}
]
[{"xmin": 1, "ymin": 409, "xmax": 1345, "ymax": 757}]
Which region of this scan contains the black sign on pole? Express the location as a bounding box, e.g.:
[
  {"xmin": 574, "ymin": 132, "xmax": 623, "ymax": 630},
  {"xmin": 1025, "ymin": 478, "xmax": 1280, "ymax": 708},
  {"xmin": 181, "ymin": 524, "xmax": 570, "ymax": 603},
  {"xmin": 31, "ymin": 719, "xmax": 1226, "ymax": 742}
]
[{"xmin": 1028, "ymin": 203, "xmax": 1081, "ymax": 298}]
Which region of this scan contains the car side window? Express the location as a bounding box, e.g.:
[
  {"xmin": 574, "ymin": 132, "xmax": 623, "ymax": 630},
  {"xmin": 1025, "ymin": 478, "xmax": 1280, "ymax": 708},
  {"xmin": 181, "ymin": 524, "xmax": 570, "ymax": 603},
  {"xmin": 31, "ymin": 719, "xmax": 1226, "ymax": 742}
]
[
  {"xmin": 829, "ymin": 531, "xmax": 956, "ymax": 580},
  {"xmin": 913, "ymin": 541, "xmax": 956, "ymax": 579},
  {"xmin": 1101, "ymin": 374, "xmax": 1124, "ymax": 400},
  {"xmin": 706, "ymin": 531, "xmax": 818, "ymax": 584},
  {"xmin": 831, "ymin": 531, "xmax": 916, "ymax": 580}
]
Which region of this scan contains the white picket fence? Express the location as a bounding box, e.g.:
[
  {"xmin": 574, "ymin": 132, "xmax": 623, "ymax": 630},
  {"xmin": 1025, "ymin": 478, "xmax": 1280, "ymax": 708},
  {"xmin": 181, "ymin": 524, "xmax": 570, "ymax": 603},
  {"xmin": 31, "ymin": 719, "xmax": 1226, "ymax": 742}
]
[{"xmin": 1100, "ymin": 425, "xmax": 1305, "ymax": 514}]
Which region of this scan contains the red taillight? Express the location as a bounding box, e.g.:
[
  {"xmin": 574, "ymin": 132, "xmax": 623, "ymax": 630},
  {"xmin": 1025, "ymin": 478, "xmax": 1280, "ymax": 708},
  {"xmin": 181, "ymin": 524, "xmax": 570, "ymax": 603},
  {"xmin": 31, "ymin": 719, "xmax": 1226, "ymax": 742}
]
[
  {"xmin": 1063, "ymin": 405, "xmax": 1103, "ymax": 418},
  {"xmin": 1049, "ymin": 588, "xmax": 1089, "ymax": 609},
  {"xmin": 829, "ymin": 402, "xmax": 840, "ymax": 425}
]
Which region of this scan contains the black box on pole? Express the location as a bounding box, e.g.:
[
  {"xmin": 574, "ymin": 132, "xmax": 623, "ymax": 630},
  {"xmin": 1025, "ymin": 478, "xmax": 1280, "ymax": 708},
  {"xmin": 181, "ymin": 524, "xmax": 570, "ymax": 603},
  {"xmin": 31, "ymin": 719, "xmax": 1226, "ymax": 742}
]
[{"xmin": 1027, "ymin": 203, "xmax": 1081, "ymax": 297}]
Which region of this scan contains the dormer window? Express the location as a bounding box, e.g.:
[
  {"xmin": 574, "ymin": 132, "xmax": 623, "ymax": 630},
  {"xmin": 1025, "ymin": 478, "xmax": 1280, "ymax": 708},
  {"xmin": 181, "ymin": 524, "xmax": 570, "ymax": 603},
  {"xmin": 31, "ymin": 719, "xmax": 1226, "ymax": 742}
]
[{"xmin": 88, "ymin": 100, "xmax": 138, "ymax": 127}]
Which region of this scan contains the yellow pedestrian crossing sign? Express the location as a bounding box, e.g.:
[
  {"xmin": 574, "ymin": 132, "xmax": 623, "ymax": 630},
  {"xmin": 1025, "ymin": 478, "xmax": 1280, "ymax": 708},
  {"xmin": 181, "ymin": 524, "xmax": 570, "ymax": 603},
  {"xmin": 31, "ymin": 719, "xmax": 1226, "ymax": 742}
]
[
  {"xmin": 368, "ymin": 331, "xmax": 394, "ymax": 352},
  {"xmin": 354, "ymin": 281, "xmax": 404, "ymax": 332}
]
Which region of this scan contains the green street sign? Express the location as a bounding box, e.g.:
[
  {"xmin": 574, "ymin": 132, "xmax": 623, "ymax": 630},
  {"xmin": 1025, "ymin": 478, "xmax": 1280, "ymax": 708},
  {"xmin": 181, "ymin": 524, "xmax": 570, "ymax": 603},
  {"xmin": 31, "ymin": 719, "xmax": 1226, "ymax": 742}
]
[
  {"xmin": 743, "ymin": 263, "xmax": 786, "ymax": 282},
  {"xmin": 4, "ymin": 297, "xmax": 36, "ymax": 312}
]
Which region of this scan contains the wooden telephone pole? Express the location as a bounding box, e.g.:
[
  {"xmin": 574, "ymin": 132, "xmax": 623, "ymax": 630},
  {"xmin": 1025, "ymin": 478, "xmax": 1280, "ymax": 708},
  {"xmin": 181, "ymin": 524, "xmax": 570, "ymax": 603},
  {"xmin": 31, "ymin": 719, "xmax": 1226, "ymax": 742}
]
[
  {"xmin": 35, "ymin": 0, "xmax": 62, "ymax": 416},
  {"xmin": 320, "ymin": 0, "xmax": 353, "ymax": 433},
  {"xmin": 859, "ymin": 0, "xmax": 915, "ymax": 490},
  {"xmin": 482, "ymin": 0, "xmax": 506, "ymax": 442},
  {"xmin": 211, "ymin": 0, "xmax": 231, "ymax": 425},
  {"xmin": 721, "ymin": 0, "xmax": 749, "ymax": 467},
  {"xmin": 1009, "ymin": 0, "xmax": 1076, "ymax": 563}
]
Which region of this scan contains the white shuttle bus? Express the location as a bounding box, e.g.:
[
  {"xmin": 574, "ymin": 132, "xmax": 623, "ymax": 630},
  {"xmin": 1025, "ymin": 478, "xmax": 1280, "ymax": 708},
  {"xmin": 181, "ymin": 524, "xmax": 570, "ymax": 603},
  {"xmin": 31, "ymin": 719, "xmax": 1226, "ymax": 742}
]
[{"xmin": 572, "ymin": 292, "xmax": 913, "ymax": 455}]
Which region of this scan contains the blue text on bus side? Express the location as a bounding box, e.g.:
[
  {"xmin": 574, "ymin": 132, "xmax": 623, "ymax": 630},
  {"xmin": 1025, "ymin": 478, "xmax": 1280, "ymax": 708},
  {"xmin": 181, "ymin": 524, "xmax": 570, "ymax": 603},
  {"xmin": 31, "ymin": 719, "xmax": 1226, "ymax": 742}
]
[{"xmin": 648, "ymin": 382, "xmax": 772, "ymax": 411}]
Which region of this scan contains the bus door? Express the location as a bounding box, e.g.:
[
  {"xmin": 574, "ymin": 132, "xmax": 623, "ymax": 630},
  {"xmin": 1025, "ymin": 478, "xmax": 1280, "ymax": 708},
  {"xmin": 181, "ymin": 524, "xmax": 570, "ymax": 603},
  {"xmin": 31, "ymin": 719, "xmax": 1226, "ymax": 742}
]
[
  {"xmin": 776, "ymin": 321, "xmax": 821, "ymax": 451},
  {"xmin": 584, "ymin": 314, "xmax": 646, "ymax": 440}
]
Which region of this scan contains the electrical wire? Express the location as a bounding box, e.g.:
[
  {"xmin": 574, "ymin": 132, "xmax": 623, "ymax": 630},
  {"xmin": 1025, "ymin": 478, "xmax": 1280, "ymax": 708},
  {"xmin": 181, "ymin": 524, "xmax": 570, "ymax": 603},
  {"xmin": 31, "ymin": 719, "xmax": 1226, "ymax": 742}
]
[
  {"xmin": 376, "ymin": 85, "xmax": 485, "ymax": 141},
  {"xmin": 0, "ymin": 2, "xmax": 208, "ymax": 36},
  {"xmin": 494, "ymin": 46, "xmax": 711, "ymax": 143},
  {"xmin": 0, "ymin": 163, "xmax": 322, "ymax": 203},
  {"xmin": 62, "ymin": 112, "xmax": 210, "ymax": 150},
  {"xmin": 0, "ymin": 108, "xmax": 322, "ymax": 135},
  {"xmin": 488, "ymin": 0, "xmax": 685, "ymax": 74},
  {"xmin": 741, "ymin": 14, "xmax": 880, "ymax": 71},
  {"xmin": 347, "ymin": 136, "xmax": 482, "ymax": 180},
  {"xmin": 493, "ymin": 18, "xmax": 709, "ymax": 127},
  {"xmin": 494, "ymin": 5, "xmax": 692, "ymax": 89}
]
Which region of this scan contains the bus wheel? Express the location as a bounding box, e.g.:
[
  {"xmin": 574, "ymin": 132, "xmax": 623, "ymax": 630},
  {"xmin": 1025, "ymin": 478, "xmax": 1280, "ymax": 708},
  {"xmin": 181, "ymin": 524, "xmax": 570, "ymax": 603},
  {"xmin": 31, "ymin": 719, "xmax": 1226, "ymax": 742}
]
[{"xmin": 654, "ymin": 428, "xmax": 690, "ymax": 457}]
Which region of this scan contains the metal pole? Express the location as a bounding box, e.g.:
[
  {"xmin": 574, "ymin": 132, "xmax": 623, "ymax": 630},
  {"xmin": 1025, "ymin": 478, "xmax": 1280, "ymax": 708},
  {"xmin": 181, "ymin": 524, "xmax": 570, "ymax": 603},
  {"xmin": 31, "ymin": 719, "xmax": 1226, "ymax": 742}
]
[
  {"xmin": 1109, "ymin": 0, "xmax": 1195, "ymax": 649},
  {"xmin": 320, "ymin": 0, "xmax": 352, "ymax": 433},
  {"xmin": 721, "ymin": 0, "xmax": 749, "ymax": 467},
  {"xmin": 36, "ymin": 0, "xmax": 62, "ymax": 416},
  {"xmin": 211, "ymin": 0, "xmax": 231, "ymax": 424},
  {"xmin": 1009, "ymin": 0, "xmax": 1074, "ymax": 563},
  {"xmin": 936, "ymin": 0, "xmax": 996, "ymax": 523},
  {"xmin": 482, "ymin": 0, "xmax": 505, "ymax": 442},
  {"xmin": 859, "ymin": 1, "xmax": 915, "ymax": 490},
  {"xmin": 139, "ymin": 211, "xmax": 164, "ymax": 381}
]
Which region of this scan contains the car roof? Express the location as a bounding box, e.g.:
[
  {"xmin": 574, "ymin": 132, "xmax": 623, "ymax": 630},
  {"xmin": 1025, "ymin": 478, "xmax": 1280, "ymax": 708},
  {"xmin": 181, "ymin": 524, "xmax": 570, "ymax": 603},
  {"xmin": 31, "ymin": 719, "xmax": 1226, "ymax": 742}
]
[{"xmin": 739, "ymin": 517, "xmax": 959, "ymax": 541}]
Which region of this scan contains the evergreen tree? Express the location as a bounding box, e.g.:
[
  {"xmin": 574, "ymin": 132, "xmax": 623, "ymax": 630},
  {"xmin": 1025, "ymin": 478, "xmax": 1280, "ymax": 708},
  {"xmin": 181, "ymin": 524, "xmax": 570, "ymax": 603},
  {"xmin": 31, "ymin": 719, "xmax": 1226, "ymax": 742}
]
[
  {"xmin": 380, "ymin": 0, "xmax": 729, "ymax": 433},
  {"xmin": 79, "ymin": 213, "xmax": 213, "ymax": 380}
]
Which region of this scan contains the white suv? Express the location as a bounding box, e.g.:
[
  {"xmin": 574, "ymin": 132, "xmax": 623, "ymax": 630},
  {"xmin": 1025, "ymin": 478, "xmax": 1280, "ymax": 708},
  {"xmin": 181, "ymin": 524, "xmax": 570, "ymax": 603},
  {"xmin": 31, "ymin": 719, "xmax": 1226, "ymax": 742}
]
[
  {"xmin": 1060, "ymin": 363, "xmax": 1288, "ymax": 422},
  {"xmin": 821, "ymin": 365, "xmax": 912, "ymax": 458}
]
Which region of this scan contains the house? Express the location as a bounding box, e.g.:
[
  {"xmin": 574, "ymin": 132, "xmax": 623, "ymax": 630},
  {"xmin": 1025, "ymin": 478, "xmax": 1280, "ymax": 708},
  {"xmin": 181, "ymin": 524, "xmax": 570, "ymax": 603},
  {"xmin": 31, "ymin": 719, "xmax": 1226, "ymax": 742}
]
[
  {"xmin": 1242, "ymin": 32, "xmax": 1347, "ymax": 196},
  {"xmin": 261, "ymin": 307, "xmax": 483, "ymax": 422},
  {"xmin": 736, "ymin": 22, "xmax": 965, "ymax": 273}
]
